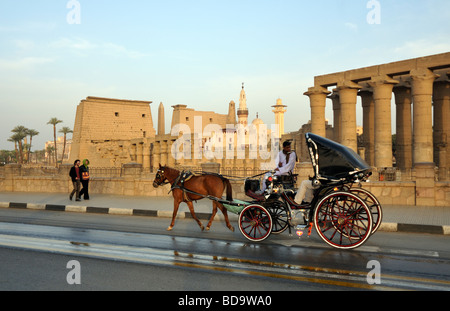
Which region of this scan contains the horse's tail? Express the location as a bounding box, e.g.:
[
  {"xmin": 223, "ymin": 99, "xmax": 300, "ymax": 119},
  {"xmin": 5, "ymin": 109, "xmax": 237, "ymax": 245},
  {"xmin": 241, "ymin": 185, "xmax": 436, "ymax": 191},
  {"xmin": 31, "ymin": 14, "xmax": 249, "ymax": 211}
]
[{"xmin": 223, "ymin": 178, "xmax": 233, "ymax": 202}]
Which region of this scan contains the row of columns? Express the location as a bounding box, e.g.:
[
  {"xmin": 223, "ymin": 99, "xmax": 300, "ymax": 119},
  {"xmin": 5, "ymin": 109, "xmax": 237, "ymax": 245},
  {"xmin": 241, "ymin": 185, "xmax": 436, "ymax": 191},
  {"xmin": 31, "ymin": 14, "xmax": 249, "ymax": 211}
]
[
  {"xmin": 305, "ymin": 68, "xmax": 450, "ymax": 173},
  {"xmin": 151, "ymin": 139, "xmax": 270, "ymax": 171},
  {"xmin": 129, "ymin": 141, "xmax": 151, "ymax": 170}
]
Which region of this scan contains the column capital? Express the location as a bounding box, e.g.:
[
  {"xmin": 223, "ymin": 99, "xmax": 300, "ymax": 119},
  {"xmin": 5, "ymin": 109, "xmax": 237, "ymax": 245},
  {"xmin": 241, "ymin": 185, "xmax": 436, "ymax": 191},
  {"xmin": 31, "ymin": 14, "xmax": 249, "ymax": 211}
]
[
  {"xmin": 304, "ymin": 86, "xmax": 331, "ymax": 97},
  {"xmin": 368, "ymin": 75, "xmax": 399, "ymax": 101},
  {"xmin": 358, "ymin": 88, "xmax": 374, "ymax": 108},
  {"xmin": 327, "ymin": 88, "xmax": 339, "ymax": 100},
  {"xmin": 434, "ymin": 70, "xmax": 450, "ymax": 83},
  {"xmin": 358, "ymin": 87, "xmax": 373, "ymax": 96},
  {"xmin": 393, "ymin": 86, "xmax": 412, "ymax": 106},
  {"xmin": 368, "ymin": 75, "xmax": 399, "ymax": 86},
  {"xmin": 410, "ymin": 68, "xmax": 440, "ymax": 81},
  {"xmin": 336, "ymin": 80, "xmax": 361, "ymax": 91},
  {"xmin": 305, "ymin": 86, "xmax": 329, "ymax": 137},
  {"xmin": 393, "ymin": 82, "xmax": 411, "ymax": 90},
  {"xmin": 410, "ymin": 68, "xmax": 440, "ymax": 96}
]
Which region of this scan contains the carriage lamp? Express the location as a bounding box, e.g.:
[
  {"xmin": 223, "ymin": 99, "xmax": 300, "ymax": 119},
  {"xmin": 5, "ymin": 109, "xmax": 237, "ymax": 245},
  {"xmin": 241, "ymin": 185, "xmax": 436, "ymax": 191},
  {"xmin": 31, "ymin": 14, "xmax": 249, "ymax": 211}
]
[{"xmin": 296, "ymin": 230, "xmax": 304, "ymax": 237}]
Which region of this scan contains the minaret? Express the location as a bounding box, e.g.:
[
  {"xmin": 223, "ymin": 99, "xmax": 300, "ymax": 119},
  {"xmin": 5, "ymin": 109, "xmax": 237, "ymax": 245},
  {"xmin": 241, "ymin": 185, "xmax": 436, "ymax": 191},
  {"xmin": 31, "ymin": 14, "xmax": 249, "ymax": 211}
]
[
  {"xmin": 272, "ymin": 98, "xmax": 287, "ymax": 138},
  {"xmin": 227, "ymin": 101, "xmax": 237, "ymax": 125},
  {"xmin": 158, "ymin": 102, "xmax": 165, "ymax": 135},
  {"xmin": 237, "ymin": 83, "xmax": 249, "ymax": 127}
]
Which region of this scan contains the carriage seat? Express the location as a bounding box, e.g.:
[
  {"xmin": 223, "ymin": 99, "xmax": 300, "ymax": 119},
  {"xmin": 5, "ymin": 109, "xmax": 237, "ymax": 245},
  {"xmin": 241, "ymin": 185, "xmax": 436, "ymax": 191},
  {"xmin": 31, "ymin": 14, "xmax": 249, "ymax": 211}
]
[{"xmin": 282, "ymin": 190, "xmax": 310, "ymax": 209}]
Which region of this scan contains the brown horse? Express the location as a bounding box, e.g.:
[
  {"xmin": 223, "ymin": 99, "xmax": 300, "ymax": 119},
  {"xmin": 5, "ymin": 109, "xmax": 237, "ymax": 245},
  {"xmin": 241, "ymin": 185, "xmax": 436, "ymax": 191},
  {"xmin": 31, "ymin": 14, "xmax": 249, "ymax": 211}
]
[{"xmin": 152, "ymin": 165, "xmax": 235, "ymax": 232}]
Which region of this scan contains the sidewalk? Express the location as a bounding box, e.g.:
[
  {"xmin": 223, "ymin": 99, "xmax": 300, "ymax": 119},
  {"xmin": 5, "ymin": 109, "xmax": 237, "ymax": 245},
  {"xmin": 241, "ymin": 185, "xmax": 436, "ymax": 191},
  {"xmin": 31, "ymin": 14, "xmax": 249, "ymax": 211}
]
[{"xmin": 0, "ymin": 192, "xmax": 449, "ymax": 235}]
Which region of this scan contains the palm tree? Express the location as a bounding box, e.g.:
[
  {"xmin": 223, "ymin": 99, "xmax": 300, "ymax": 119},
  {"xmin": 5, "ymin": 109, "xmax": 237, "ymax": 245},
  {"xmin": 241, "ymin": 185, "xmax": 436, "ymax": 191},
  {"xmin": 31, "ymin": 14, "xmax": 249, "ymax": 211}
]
[
  {"xmin": 46, "ymin": 145, "xmax": 55, "ymax": 165},
  {"xmin": 0, "ymin": 150, "xmax": 15, "ymax": 164},
  {"xmin": 34, "ymin": 149, "xmax": 46, "ymax": 164},
  {"xmin": 58, "ymin": 127, "xmax": 73, "ymax": 163},
  {"xmin": 47, "ymin": 118, "xmax": 63, "ymax": 166},
  {"xmin": 11, "ymin": 126, "xmax": 28, "ymax": 164},
  {"xmin": 26, "ymin": 129, "xmax": 39, "ymax": 164}
]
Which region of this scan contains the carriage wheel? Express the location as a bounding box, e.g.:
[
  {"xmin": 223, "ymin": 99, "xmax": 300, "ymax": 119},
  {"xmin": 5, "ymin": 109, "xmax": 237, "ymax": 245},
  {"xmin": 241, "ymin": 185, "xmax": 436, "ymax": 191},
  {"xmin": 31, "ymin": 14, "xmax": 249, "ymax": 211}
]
[
  {"xmin": 264, "ymin": 200, "xmax": 289, "ymax": 234},
  {"xmin": 239, "ymin": 204, "xmax": 273, "ymax": 242},
  {"xmin": 349, "ymin": 188, "xmax": 383, "ymax": 234},
  {"xmin": 313, "ymin": 191, "xmax": 373, "ymax": 250}
]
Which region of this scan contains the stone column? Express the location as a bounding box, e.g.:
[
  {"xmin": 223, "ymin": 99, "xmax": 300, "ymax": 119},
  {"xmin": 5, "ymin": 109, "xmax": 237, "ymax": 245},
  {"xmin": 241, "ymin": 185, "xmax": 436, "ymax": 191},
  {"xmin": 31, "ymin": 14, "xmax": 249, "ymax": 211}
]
[
  {"xmin": 433, "ymin": 75, "xmax": 450, "ymax": 180},
  {"xmin": 304, "ymin": 86, "xmax": 331, "ymax": 137},
  {"xmin": 167, "ymin": 140, "xmax": 176, "ymax": 167},
  {"xmin": 369, "ymin": 76, "xmax": 399, "ymax": 168},
  {"xmin": 328, "ymin": 90, "xmax": 341, "ymax": 142},
  {"xmin": 358, "ymin": 88, "xmax": 375, "ymax": 166},
  {"xmin": 130, "ymin": 144, "xmax": 137, "ymax": 162},
  {"xmin": 136, "ymin": 142, "xmax": 144, "ymax": 165},
  {"xmin": 143, "ymin": 142, "xmax": 151, "ymax": 170},
  {"xmin": 393, "ymin": 83, "xmax": 413, "ymax": 170},
  {"xmin": 153, "ymin": 141, "xmax": 161, "ymax": 169},
  {"xmin": 160, "ymin": 140, "xmax": 168, "ymax": 166},
  {"xmin": 337, "ymin": 81, "xmax": 361, "ymax": 152},
  {"xmin": 410, "ymin": 68, "xmax": 439, "ymax": 165}
]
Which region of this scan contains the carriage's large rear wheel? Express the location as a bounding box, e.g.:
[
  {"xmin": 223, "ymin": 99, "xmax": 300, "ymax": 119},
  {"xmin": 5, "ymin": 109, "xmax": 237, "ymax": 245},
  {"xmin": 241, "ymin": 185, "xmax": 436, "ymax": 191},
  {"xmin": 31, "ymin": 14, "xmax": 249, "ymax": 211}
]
[
  {"xmin": 349, "ymin": 188, "xmax": 383, "ymax": 234},
  {"xmin": 239, "ymin": 204, "xmax": 272, "ymax": 242},
  {"xmin": 313, "ymin": 191, "xmax": 373, "ymax": 249}
]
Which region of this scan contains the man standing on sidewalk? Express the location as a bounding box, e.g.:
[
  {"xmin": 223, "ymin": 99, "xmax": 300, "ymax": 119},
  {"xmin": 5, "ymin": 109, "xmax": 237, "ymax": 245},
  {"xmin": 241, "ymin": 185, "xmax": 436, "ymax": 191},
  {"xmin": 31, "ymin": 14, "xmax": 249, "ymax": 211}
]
[{"xmin": 69, "ymin": 159, "xmax": 81, "ymax": 201}]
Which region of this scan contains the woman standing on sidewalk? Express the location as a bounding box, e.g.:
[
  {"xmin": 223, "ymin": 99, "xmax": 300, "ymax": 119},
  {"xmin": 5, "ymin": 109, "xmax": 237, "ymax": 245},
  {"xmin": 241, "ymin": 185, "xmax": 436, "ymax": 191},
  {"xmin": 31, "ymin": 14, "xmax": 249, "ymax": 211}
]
[
  {"xmin": 69, "ymin": 159, "xmax": 81, "ymax": 201},
  {"xmin": 79, "ymin": 159, "xmax": 90, "ymax": 200}
]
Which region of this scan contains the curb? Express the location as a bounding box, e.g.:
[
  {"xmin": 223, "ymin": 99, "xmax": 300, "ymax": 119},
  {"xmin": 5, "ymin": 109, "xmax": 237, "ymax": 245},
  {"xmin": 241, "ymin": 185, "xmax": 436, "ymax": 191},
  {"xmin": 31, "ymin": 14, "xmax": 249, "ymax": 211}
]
[
  {"xmin": 379, "ymin": 222, "xmax": 450, "ymax": 236},
  {"xmin": 1, "ymin": 201, "xmax": 449, "ymax": 236},
  {"xmin": 0, "ymin": 201, "xmax": 235, "ymax": 222}
]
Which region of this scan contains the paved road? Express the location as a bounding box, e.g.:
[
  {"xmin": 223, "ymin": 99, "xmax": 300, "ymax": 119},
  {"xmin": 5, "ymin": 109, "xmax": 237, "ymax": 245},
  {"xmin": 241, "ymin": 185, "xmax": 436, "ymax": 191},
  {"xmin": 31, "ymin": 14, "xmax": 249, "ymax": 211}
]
[{"xmin": 1, "ymin": 208, "xmax": 449, "ymax": 291}]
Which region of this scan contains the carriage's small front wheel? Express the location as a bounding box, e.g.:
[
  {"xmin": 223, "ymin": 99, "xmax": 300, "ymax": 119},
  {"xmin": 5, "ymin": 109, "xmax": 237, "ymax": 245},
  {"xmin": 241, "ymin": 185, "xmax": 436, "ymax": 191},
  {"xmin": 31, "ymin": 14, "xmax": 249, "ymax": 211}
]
[
  {"xmin": 264, "ymin": 200, "xmax": 289, "ymax": 234},
  {"xmin": 239, "ymin": 204, "xmax": 273, "ymax": 242},
  {"xmin": 313, "ymin": 191, "xmax": 373, "ymax": 250}
]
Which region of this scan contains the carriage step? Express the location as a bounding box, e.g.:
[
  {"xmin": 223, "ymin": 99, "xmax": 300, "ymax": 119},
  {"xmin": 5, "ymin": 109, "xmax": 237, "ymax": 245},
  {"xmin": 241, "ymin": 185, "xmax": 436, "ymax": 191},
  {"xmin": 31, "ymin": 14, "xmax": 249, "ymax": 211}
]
[{"xmin": 295, "ymin": 225, "xmax": 309, "ymax": 230}]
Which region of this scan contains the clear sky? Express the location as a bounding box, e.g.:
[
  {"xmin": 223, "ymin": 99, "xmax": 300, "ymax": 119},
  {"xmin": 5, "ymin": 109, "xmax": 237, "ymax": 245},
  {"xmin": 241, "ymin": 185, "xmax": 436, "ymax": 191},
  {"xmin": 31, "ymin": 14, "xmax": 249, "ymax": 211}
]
[{"xmin": 1, "ymin": 0, "xmax": 449, "ymax": 150}]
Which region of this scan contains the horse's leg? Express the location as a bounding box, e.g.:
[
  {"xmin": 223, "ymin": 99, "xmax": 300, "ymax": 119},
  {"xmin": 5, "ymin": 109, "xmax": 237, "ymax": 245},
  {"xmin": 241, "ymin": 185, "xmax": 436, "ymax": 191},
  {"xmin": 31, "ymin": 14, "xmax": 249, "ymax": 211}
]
[
  {"xmin": 217, "ymin": 202, "xmax": 235, "ymax": 232},
  {"xmin": 186, "ymin": 201, "xmax": 204, "ymax": 231},
  {"xmin": 206, "ymin": 200, "xmax": 218, "ymax": 231},
  {"xmin": 167, "ymin": 198, "xmax": 181, "ymax": 231}
]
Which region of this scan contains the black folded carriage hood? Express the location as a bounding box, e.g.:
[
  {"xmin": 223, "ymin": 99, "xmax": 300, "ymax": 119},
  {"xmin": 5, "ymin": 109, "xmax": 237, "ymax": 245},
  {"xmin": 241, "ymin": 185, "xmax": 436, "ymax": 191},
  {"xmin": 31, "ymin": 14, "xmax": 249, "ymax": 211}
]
[{"xmin": 305, "ymin": 132, "xmax": 371, "ymax": 179}]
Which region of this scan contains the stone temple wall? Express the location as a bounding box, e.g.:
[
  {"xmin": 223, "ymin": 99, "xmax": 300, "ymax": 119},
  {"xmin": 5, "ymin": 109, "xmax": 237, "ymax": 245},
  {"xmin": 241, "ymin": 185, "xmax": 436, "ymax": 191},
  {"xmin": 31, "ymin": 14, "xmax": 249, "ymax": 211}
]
[{"xmin": 1, "ymin": 163, "xmax": 449, "ymax": 207}]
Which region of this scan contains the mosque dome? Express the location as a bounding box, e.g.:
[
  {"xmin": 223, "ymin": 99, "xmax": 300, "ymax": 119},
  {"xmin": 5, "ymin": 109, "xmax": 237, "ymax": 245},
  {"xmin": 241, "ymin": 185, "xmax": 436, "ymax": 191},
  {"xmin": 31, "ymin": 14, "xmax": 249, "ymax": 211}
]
[{"xmin": 251, "ymin": 113, "xmax": 264, "ymax": 127}]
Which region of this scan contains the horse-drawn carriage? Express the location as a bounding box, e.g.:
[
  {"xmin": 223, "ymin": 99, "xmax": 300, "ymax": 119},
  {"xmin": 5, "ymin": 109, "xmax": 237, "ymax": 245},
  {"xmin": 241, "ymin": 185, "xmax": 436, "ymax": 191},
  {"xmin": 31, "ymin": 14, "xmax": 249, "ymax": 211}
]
[{"xmin": 153, "ymin": 133, "xmax": 382, "ymax": 250}]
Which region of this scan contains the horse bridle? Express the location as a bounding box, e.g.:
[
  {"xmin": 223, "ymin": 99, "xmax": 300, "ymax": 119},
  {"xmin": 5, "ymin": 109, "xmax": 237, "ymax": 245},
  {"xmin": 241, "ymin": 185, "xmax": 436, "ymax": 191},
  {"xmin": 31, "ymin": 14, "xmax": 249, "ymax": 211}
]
[{"xmin": 154, "ymin": 168, "xmax": 170, "ymax": 186}]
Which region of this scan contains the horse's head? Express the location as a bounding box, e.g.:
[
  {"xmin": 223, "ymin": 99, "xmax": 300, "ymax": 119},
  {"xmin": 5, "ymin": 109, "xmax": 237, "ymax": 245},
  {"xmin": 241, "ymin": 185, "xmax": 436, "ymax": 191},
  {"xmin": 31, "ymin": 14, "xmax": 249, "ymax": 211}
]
[{"xmin": 153, "ymin": 164, "xmax": 168, "ymax": 188}]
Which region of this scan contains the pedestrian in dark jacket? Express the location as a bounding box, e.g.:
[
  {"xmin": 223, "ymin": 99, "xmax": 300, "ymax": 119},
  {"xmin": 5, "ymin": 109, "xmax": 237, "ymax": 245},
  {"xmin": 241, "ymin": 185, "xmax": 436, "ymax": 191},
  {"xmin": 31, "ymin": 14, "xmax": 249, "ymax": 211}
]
[
  {"xmin": 79, "ymin": 159, "xmax": 90, "ymax": 200},
  {"xmin": 69, "ymin": 159, "xmax": 81, "ymax": 201}
]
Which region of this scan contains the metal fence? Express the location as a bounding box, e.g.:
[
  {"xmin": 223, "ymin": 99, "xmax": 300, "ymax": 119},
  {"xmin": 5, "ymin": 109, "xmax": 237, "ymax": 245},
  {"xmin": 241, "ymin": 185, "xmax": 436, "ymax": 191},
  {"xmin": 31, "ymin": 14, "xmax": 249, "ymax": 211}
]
[
  {"xmin": 89, "ymin": 167, "xmax": 123, "ymax": 178},
  {"xmin": 2, "ymin": 164, "xmax": 449, "ymax": 182}
]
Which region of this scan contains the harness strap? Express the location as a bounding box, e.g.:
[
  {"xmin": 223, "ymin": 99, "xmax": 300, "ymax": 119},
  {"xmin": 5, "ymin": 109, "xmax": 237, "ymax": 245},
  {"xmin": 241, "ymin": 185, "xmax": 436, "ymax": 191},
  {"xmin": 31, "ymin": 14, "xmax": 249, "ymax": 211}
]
[{"xmin": 169, "ymin": 170, "xmax": 201, "ymax": 202}]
